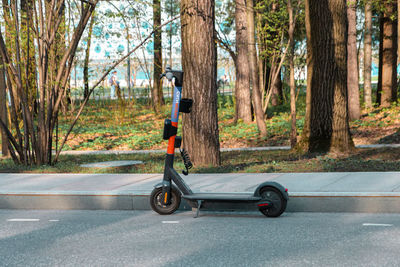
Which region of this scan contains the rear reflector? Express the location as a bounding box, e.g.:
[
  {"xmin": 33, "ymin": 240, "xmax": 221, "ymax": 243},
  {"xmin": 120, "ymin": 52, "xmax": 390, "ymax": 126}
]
[
  {"xmin": 258, "ymin": 203, "xmax": 269, "ymax": 207},
  {"xmin": 285, "ymin": 188, "xmax": 288, "ymax": 192}
]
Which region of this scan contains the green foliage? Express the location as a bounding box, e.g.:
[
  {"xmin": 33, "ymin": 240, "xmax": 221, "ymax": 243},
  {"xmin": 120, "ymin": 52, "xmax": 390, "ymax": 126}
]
[
  {"xmin": 255, "ymin": 0, "xmax": 306, "ymax": 61},
  {"xmin": 256, "ymin": 0, "xmax": 289, "ymax": 59}
]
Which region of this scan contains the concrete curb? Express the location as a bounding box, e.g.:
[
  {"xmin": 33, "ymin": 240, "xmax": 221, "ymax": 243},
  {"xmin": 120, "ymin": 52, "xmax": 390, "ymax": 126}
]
[{"xmin": 2, "ymin": 191, "xmax": 400, "ymax": 213}]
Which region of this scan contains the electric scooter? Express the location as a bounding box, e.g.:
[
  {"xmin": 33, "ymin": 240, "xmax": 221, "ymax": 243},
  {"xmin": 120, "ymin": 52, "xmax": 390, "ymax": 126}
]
[{"xmin": 150, "ymin": 67, "xmax": 289, "ymax": 218}]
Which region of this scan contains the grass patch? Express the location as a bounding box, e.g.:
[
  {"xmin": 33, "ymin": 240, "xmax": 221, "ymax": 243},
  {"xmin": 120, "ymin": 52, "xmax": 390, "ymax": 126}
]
[{"xmin": 1, "ymin": 147, "xmax": 399, "ymax": 173}]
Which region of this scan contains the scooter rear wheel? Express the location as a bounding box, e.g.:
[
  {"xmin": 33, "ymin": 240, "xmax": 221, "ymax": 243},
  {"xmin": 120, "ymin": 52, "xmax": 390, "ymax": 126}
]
[
  {"xmin": 259, "ymin": 186, "xmax": 287, "ymax": 217},
  {"xmin": 150, "ymin": 187, "xmax": 181, "ymax": 215}
]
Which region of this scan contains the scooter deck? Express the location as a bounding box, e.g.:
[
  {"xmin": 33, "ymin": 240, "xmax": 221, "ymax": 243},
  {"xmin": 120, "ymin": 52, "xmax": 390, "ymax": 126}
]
[{"xmin": 182, "ymin": 193, "xmax": 261, "ymax": 202}]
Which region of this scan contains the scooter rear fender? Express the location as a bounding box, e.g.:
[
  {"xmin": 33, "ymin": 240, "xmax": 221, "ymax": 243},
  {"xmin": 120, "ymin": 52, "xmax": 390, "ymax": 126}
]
[{"xmin": 253, "ymin": 181, "xmax": 289, "ymax": 200}]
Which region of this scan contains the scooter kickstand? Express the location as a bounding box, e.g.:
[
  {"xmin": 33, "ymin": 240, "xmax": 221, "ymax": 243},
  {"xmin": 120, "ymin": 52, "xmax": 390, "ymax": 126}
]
[{"xmin": 194, "ymin": 200, "xmax": 203, "ymax": 218}]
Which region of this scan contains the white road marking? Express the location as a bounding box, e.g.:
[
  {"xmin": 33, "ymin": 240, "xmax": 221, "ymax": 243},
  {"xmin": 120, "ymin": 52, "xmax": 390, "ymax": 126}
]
[
  {"xmin": 7, "ymin": 219, "xmax": 40, "ymax": 222},
  {"xmin": 363, "ymin": 223, "xmax": 393, "ymax": 227},
  {"xmin": 162, "ymin": 221, "xmax": 180, "ymax": 224}
]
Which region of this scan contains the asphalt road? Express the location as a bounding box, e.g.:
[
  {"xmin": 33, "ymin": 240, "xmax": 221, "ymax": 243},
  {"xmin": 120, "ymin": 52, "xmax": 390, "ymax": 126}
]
[{"xmin": 1, "ymin": 210, "xmax": 400, "ymax": 267}]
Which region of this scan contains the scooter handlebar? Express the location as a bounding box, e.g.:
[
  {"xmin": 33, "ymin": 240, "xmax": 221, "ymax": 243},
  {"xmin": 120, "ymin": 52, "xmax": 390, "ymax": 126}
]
[{"xmin": 160, "ymin": 66, "xmax": 183, "ymax": 87}]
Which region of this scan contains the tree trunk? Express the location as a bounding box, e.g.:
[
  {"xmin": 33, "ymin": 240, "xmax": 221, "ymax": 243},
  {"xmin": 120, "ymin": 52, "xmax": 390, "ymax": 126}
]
[
  {"xmin": 21, "ymin": 0, "xmax": 37, "ymax": 112},
  {"xmin": 246, "ymin": 0, "xmax": 267, "ymax": 137},
  {"xmin": 234, "ymin": 0, "xmax": 252, "ymax": 123},
  {"xmin": 84, "ymin": 15, "xmax": 95, "ymax": 99},
  {"xmin": 270, "ymin": 64, "xmax": 283, "ymax": 107},
  {"xmin": 2, "ymin": 0, "xmax": 20, "ymax": 109},
  {"xmin": 299, "ymin": 0, "xmax": 354, "ymax": 153},
  {"xmin": 181, "ymin": 0, "xmax": 221, "ymax": 166},
  {"xmin": 0, "ymin": 60, "xmax": 8, "ymax": 157},
  {"xmin": 363, "ymin": 0, "xmax": 372, "ymax": 108},
  {"xmin": 152, "ymin": 0, "xmax": 164, "ymax": 112},
  {"xmin": 347, "ymin": 0, "xmax": 360, "ymax": 120},
  {"xmin": 378, "ymin": 1, "xmax": 398, "ymax": 107},
  {"xmin": 288, "ymin": 0, "xmax": 297, "ymax": 148},
  {"xmin": 377, "ymin": 13, "xmax": 383, "ymax": 105}
]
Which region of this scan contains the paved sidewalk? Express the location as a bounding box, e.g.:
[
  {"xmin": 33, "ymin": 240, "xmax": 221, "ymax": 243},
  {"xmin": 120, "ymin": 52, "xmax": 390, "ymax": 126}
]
[{"xmin": 1, "ymin": 172, "xmax": 400, "ymax": 213}]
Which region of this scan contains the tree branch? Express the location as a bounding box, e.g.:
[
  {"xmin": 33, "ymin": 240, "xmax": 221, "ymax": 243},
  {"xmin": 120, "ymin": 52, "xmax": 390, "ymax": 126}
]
[
  {"xmin": 215, "ymin": 30, "xmax": 237, "ymax": 63},
  {"xmin": 54, "ymin": 15, "xmax": 180, "ymax": 162}
]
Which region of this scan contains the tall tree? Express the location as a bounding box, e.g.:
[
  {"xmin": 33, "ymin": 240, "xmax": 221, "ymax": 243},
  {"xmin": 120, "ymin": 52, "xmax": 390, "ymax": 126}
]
[
  {"xmin": 234, "ymin": 0, "xmax": 252, "ymax": 122},
  {"xmin": 377, "ymin": 0, "xmax": 398, "ymax": 107},
  {"xmin": 246, "ymin": 0, "xmax": 267, "ymax": 137},
  {"xmin": 299, "ymin": 0, "xmax": 354, "ymax": 153},
  {"xmin": 363, "ymin": 0, "xmax": 373, "ymax": 108},
  {"xmin": 152, "ymin": 0, "xmax": 164, "ymax": 111},
  {"xmin": 181, "ymin": 0, "xmax": 221, "ymax": 166},
  {"xmin": 347, "ymin": 0, "xmax": 360, "ymax": 120}
]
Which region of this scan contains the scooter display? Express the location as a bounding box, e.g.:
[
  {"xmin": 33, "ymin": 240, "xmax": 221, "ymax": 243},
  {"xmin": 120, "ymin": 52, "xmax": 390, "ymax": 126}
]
[{"xmin": 150, "ymin": 67, "xmax": 289, "ymax": 218}]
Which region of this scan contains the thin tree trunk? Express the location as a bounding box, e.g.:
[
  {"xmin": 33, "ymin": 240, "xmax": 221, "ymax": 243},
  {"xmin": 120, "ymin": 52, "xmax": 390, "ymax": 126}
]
[
  {"xmin": 84, "ymin": 15, "xmax": 95, "ymax": 99},
  {"xmin": 0, "ymin": 60, "xmax": 8, "ymax": 157},
  {"xmin": 21, "ymin": 0, "xmax": 37, "ymax": 113},
  {"xmin": 299, "ymin": 0, "xmax": 354, "ymax": 153},
  {"xmin": 347, "ymin": 0, "xmax": 360, "ymax": 120},
  {"xmin": 235, "ymin": 0, "xmax": 252, "ymax": 123},
  {"xmin": 288, "ymin": 0, "xmax": 297, "ymax": 148},
  {"xmin": 152, "ymin": 0, "xmax": 164, "ymax": 111},
  {"xmin": 270, "ymin": 63, "xmax": 283, "ymax": 106},
  {"xmin": 363, "ymin": 0, "xmax": 372, "ymax": 108},
  {"xmin": 377, "ymin": 13, "xmax": 383, "ymax": 105},
  {"xmin": 378, "ymin": 1, "xmax": 398, "ymax": 107},
  {"xmin": 181, "ymin": 0, "xmax": 220, "ymax": 166},
  {"xmin": 246, "ymin": 0, "xmax": 267, "ymax": 137},
  {"xmin": 2, "ymin": 0, "xmax": 20, "ymax": 111}
]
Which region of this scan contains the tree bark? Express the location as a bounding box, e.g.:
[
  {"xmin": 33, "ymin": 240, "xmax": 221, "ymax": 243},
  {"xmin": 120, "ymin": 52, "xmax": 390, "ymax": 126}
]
[
  {"xmin": 234, "ymin": 0, "xmax": 252, "ymax": 123},
  {"xmin": 347, "ymin": 0, "xmax": 360, "ymax": 120},
  {"xmin": 363, "ymin": 0, "xmax": 373, "ymax": 108},
  {"xmin": 181, "ymin": 0, "xmax": 221, "ymax": 166},
  {"xmin": 246, "ymin": 0, "xmax": 267, "ymax": 137},
  {"xmin": 288, "ymin": 0, "xmax": 297, "ymax": 148},
  {"xmin": 152, "ymin": 0, "xmax": 164, "ymax": 112},
  {"xmin": 299, "ymin": 0, "xmax": 354, "ymax": 153},
  {"xmin": 378, "ymin": 1, "xmax": 398, "ymax": 107}
]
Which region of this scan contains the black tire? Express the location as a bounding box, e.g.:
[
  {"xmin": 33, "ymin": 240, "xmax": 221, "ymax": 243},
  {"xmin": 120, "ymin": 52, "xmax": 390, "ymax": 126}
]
[
  {"xmin": 259, "ymin": 186, "xmax": 287, "ymax": 217},
  {"xmin": 150, "ymin": 187, "xmax": 181, "ymax": 215}
]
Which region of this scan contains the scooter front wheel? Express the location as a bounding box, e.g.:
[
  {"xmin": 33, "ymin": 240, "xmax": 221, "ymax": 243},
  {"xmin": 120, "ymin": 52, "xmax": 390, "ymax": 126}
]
[
  {"xmin": 150, "ymin": 187, "xmax": 181, "ymax": 215},
  {"xmin": 259, "ymin": 186, "xmax": 287, "ymax": 217}
]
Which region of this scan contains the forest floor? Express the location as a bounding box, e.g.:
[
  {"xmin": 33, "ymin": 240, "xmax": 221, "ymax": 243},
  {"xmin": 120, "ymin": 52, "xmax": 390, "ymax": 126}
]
[
  {"xmin": 52, "ymin": 97, "xmax": 400, "ymax": 151},
  {"xmin": 1, "ymin": 97, "xmax": 400, "ymax": 173}
]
